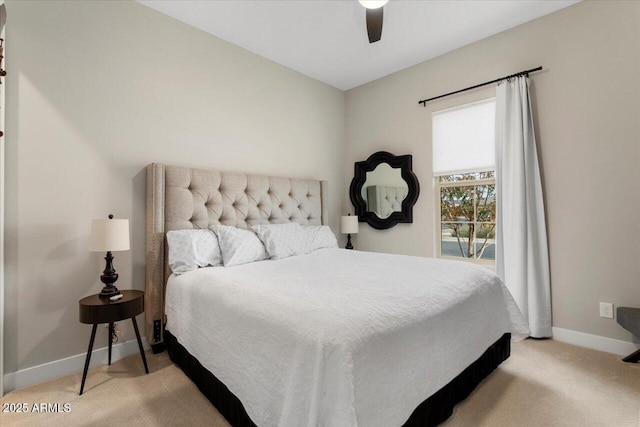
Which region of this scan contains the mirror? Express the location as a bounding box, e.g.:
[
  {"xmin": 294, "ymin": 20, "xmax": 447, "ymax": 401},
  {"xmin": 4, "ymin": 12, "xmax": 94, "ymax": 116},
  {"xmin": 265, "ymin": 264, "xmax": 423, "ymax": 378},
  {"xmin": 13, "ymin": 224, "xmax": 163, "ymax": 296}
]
[
  {"xmin": 362, "ymin": 163, "xmax": 408, "ymax": 219},
  {"xmin": 350, "ymin": 151, "xmax": 420, "ymax": 230}
]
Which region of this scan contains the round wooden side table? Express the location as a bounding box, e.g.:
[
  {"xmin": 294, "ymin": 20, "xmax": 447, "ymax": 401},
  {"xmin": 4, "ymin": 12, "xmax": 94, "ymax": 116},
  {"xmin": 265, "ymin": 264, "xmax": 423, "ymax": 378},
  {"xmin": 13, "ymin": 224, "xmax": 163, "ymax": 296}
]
[{"xmin": 78, "ymin": 290, "xmax": 149, "ymax": 395}]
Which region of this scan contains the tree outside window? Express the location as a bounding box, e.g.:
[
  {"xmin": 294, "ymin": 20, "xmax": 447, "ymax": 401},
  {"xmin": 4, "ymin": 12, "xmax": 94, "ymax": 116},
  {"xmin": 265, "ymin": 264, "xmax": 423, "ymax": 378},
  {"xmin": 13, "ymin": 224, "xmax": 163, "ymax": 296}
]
[{"xmin": 438, "ymin": 171, "xmax": 496, "ymax": 263}]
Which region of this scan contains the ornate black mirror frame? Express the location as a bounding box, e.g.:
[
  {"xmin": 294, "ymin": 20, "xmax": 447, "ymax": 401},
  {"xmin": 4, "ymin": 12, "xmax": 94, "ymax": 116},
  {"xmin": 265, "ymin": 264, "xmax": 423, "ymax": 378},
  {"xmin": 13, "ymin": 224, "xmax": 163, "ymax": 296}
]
[{"xmin": 349, "ymin": 151, "xmax": 420, "ymax": 230}]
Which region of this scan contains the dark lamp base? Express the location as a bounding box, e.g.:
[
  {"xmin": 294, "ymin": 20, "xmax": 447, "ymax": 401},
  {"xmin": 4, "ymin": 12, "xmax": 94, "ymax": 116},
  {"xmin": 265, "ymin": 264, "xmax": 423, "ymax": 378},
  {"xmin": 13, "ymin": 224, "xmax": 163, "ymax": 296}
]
[
  {"xmin": 99, "ymin": 286, "xmax": 121, "ymax": 298},
  {"xmin": 99, "ymin": 251, "xmax": 121, "ymax": 298},
  {"xmin": 345, "ymin": 233, "xmax": 354, "ymax": 250}
]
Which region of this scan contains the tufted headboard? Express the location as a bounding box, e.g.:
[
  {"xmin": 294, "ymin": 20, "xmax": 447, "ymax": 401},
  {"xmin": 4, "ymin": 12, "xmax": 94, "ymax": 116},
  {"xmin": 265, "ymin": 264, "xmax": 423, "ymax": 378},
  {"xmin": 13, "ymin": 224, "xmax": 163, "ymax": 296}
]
[{"xmin": 145, "ymin": 163, "xmax": 329, "ymax": 349}]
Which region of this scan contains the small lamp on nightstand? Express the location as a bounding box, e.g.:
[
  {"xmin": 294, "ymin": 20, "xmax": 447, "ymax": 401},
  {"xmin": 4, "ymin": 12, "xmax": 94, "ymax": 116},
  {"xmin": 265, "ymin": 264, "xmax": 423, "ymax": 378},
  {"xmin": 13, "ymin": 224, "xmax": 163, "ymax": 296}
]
[
  {"xmin": 89, "ymin": 214, "xmax": 130, "ymax": 298},
  {"xmin": 341, "ymin": 213, "xmax": 359, "ymax": 250}
]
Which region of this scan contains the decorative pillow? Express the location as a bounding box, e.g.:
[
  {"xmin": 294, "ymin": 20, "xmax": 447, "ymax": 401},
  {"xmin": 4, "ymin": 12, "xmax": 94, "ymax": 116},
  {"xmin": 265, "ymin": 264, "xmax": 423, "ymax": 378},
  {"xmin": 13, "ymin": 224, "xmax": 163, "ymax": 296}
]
[
  {"xmin": 252, "ymin": 223, "xmax": 310, "ymax": 260},
  {"xmin": 304, "ymin": 225, "xmax": 339, "ymax": 251},
  {"xmin": 166, "ymin": 229, "xmax": 223, "ymax": 274},
  {"xmin": 214, "ymin": 225, "xmax": 269, "ymax": 267}
]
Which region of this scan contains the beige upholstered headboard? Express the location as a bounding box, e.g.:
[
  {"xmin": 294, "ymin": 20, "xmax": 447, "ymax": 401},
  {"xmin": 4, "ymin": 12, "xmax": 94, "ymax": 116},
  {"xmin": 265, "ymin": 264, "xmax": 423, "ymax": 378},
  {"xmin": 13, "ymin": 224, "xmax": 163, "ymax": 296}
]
[{"xmin": 145, "ymin": 163, "xmax": 329, "ymax": 349}]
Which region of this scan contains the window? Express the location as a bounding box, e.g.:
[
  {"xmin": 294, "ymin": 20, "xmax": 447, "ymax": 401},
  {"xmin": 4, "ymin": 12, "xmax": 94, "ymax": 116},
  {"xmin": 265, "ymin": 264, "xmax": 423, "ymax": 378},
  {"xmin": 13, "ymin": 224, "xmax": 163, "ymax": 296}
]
[{"xmin": 432, "ymin": 99, "xmax": 496, "ymax": 265}]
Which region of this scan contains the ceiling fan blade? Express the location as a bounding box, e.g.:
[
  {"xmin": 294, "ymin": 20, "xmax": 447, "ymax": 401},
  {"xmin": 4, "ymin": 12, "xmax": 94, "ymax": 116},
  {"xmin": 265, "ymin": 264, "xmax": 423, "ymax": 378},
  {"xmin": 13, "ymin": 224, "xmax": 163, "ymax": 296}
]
[{"xmin": 366, "ymin": 7, "xmax": 383, "ymax": 43}]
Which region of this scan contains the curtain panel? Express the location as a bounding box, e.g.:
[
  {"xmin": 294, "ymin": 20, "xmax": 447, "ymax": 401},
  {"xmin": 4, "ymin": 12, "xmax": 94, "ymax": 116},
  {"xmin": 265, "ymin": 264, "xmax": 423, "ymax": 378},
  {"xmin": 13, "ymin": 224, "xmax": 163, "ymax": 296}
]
[{"xmin": 495, "ymin": 76, "xmax": 552, "ymax": 338}]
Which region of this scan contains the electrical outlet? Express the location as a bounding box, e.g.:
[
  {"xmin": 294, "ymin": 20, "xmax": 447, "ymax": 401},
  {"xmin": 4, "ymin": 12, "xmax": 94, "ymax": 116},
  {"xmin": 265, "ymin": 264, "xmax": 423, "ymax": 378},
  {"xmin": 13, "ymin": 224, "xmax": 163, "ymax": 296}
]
[{"xmin": 599, "ymin": 302, "xmax": 614, "ymax": 319}]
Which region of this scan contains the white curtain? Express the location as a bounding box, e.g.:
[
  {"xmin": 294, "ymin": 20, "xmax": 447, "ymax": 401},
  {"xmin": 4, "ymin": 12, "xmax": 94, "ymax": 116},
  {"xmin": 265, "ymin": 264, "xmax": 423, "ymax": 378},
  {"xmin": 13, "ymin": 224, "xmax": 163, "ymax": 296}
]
[{"xmin": 495, "ymin": 76, "xmax": 551, "ymax": 338}]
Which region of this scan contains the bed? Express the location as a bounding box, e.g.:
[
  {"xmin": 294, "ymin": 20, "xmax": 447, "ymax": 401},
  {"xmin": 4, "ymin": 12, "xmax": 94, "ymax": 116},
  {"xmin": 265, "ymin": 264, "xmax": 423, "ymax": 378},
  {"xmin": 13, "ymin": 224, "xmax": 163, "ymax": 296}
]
[{"xmin": 145, "ymin": 163, "xmax": 529, "ymax": 427}]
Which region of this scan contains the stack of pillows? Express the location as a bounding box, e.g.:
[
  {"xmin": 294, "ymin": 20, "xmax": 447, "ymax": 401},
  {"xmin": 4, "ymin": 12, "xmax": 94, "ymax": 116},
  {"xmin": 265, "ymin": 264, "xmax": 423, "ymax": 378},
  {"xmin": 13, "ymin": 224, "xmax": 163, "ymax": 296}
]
[{"xmin": 166, "ymin": 223, "xmax": 338, "ymax": 274}]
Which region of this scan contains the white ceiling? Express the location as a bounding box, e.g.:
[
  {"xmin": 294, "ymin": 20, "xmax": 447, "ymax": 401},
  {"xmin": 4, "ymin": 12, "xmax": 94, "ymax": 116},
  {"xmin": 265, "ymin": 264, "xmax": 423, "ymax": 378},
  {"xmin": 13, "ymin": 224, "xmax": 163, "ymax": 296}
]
[{"xmin": 137, "ymin": 0, "xmax": 579, "ymax": 91}]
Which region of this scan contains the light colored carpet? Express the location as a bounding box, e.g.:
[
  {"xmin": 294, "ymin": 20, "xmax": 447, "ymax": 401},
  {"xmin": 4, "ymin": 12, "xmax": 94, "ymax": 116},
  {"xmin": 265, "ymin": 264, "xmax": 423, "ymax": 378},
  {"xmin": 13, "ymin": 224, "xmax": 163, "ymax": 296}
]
[{"xmin": 2, "ymin": 339, "xmax": 639, "ymax": 426}]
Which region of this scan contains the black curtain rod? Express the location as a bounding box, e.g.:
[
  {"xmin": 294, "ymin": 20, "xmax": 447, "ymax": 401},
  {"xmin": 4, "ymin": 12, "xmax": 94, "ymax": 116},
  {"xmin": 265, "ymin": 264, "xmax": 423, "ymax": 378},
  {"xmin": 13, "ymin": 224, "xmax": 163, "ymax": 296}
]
[{"xmin": 418, "ymin": 66, "xmax": 543, "ymax": 107}]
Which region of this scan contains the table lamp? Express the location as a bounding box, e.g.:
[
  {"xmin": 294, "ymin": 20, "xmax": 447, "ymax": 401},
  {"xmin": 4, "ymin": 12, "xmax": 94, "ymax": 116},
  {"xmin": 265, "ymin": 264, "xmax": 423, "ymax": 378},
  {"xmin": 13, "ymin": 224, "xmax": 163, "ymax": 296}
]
[
  {"xmin": 89, "ymin": 214, "xmax": 130, "ymax": 297},
  {"xmin": 341, "ymin": 213, "xmax": 359, "ymax": 250}
]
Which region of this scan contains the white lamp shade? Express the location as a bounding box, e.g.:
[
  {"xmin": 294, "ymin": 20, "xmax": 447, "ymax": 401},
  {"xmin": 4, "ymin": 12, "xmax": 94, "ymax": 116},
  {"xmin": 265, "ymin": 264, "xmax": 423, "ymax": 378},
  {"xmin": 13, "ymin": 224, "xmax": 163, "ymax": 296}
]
[
  {"xmin": 89, "ymin": 218, "xmax": 130, "ymax": 252},
  {"xmin": 341, "ymin": 215, "xmax": 359, "ymax": 234}
]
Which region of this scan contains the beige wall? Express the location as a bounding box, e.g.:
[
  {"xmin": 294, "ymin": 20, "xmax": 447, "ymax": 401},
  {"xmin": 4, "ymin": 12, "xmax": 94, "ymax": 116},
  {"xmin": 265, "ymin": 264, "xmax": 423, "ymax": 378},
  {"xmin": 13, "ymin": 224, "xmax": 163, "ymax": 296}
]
[
  {"xmin": 344, "ymin": 1, "xmax": 640, "ymax": 343},
  {"xmin": 3, "ymin": 0, "xmax": 345, "ymax": 372}
]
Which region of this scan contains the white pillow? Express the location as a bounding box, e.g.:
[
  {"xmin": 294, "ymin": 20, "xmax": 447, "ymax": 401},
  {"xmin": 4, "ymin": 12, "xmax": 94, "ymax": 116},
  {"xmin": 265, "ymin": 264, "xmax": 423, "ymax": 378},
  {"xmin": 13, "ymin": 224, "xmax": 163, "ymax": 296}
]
[
  {"xmin": 304, "ymin": 225, "xmax": 338, "ymax": 251},
  {"xmin": 252, "ymin": 223, "xmax": 310, "ymax": 260},
  {"xmin": 214, "ymin": 225, "xmax": 269, "ymax": 267},
  {"xmin": 166, "ymin": 229, "xmax": 222, "ymax": 274}
]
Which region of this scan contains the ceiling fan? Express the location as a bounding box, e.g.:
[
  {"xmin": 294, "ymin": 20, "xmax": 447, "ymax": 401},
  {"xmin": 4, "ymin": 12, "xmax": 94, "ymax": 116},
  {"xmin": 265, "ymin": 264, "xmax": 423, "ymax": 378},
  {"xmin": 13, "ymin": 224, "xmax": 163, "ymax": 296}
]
[{"xmin": 359, "ymin": 0, "xmax": 389, "ymax": 43}]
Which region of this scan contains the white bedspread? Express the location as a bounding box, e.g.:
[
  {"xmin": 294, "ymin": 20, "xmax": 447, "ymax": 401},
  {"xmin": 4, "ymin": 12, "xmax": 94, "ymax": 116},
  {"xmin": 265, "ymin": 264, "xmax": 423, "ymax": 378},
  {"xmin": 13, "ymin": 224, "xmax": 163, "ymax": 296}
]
[{"xmin": 166, "ymin": 248, "xmax": 529, "ymax": 427}]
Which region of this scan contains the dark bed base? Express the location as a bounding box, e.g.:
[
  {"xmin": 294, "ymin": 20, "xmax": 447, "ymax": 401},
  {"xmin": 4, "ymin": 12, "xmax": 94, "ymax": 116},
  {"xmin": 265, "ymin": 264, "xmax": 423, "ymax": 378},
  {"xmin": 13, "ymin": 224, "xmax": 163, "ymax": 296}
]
[{"xmin": 165, "ymin": 330, "xmax": 511, "ymax": 427}]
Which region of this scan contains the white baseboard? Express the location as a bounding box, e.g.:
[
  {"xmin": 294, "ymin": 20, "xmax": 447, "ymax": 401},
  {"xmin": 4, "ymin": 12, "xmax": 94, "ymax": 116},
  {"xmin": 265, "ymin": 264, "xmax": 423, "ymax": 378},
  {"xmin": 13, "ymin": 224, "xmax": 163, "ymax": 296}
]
[
  {"xmin": 552, "ymin": 327, "xmax": 639, "ymax": 356},
  {"xmin": 2, "ymin": 337, "xmax": 150, "ymax": 394}
]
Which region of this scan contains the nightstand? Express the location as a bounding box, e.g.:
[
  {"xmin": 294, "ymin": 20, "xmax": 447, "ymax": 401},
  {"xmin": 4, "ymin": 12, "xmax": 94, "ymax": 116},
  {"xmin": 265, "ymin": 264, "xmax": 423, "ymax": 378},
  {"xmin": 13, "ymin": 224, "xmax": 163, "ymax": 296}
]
[{"xmin": 78, "ymin": 290, "xmax": 149, "ymax": 395}]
